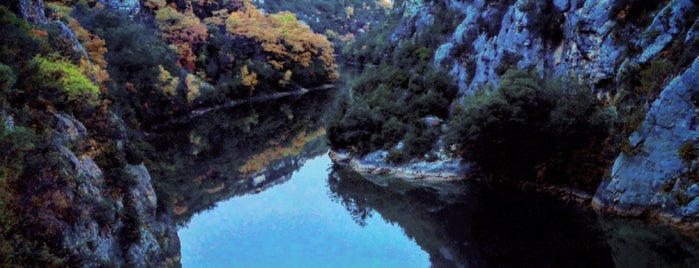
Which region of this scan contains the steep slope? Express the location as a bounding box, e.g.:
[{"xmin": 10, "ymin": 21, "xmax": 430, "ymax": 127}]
[
  {"xmin": 0, "ymin": 0, "xmax": 340, "ymax": 265},
  {"xmin": 329, "ymin": 0, "xmax": 699, "ymax": 231}
]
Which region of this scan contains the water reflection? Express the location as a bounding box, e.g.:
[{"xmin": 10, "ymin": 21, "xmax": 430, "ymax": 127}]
[
  {"xmin": 178, "ymin": 155, "xmax": 430, "ymax": 267},
  {"xmin": 146, "ymin": 91, "xmax": 334, "ymax": 223},
  {"xmin": 328, "ymin": 167, "xmax": 479, "ymax": 267},
  {"xmin": 328, "ymin": 166, "xmax": 699, "ymax": 267}
]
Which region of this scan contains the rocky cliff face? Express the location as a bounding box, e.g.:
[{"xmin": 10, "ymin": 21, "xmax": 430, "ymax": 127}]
[
  {"xmin": 432, "ymin": 0, "xmax": 697, "ymax": 94},
  {"xmin": 6, "ymin": 0, "xmax": 181, "ymax": 265},
  {"xmin": 379, "ymin": 0, "xmax": 699, "ymax": 230},
  {"xmin": 593, "ymin": 57, "xmax": 699, "ymax": 232},
  {"xmin": 46, "ymin": 114, "xmax": 180, "ymax": 266}
]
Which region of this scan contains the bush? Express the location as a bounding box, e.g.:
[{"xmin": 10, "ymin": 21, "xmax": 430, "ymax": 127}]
[
  {"xmin": 26, "ymin": 54, "xmax": 100, "ymax": 105},
  {"xmin": 446, "ymin": 69, "xmax": 617, "ymax": 190}
]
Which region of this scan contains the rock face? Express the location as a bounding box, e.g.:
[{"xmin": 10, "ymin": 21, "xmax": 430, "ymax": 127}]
[
  {"xmin": 47, "ymin": 113, "xmax": 180, "ymax": 266},
  {"xmin": 98, "ymin": 0, "xmax": 140, "ymax": 16},
  {"xmin": 593, "ymin": 57, "xmax": 699, "ymax": 232},
  {"xmin": 18, "ymin": 0, "xmax": 89, "ymax": 60},
  {"xmin": 428, "ymin": 0, "xmax": 698, "ymax": 94},
  {"xmin": 373, "ymin": 0, "xmax": 699, "ymax": 230}
]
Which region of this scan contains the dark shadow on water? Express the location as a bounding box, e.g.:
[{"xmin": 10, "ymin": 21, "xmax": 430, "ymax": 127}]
[
  {"xmin": 328, "ymin": 166, "xmax": 699, "ymax": 267},
  {"xmin": 146, "ymin": 90, "xmax": 334, "ymax": 224}
]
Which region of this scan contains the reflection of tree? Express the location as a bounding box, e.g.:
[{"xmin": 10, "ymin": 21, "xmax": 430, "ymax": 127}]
[
  {"xmin": 327, "ymin": 168, "xmax": 375, "ymax": 226},
  {"xmin": 327, "ymin": 166, "xmax": 647, "ymax": 267},
  {"xmin": 597, "ymin": 217, "xmax": 699, "ymax": 267},
  {"xmin": 327, "ymin": 166, "xmax": 478, "ymax": 267},
  {"xmin": 147, "ymin": 91, "xmax": 333, "ymax": 224}
]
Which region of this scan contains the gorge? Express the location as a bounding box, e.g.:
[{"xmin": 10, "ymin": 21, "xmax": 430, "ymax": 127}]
[{"xmin": 0, "ymin": 0, "xmax": 698, "ymax": 267}]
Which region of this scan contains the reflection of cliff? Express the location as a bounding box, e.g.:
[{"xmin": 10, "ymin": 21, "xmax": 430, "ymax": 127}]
[
  {"xmin": 328, "ymin": 167, "xmax": 620, "ymax": 267},
  {"xmin": 147, "ymin": 91, "xmax": 332, "ymax": 223},
  {"xmin": 597, "ymin": 218, "xmax": 699, "ymax": 267}
]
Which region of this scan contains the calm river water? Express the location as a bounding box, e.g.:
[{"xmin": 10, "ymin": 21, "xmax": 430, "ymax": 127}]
[{"xmin": 147, "ymin": 85, "xmax": 697, "ymax": 267}]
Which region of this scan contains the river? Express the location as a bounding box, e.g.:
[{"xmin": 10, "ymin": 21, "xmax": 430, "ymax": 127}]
[{"xmin": 146, "ymin": 81, "xmax": 698, "ymax": 267}]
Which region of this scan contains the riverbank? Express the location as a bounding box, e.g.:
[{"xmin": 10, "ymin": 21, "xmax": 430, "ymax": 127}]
[
  {"xmin": 153, "ymin": 84, "xmax": 335, "ymax": 128},
  {"xmin": 329, "ymin": 149, "xmax": 699, "ymax": 236}
]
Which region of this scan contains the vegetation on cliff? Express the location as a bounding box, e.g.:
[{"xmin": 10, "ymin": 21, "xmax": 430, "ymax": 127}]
[
  {"xmin": 327, "ymin": 1, "xmax": 462, "ymax": 161},
  {"xmin": 0, "ymin": 0, "xmax": 339, "ymax": 264},
  {"xmin": 445, "ymin": 69, "xmax": 618, "ymax": 191}
]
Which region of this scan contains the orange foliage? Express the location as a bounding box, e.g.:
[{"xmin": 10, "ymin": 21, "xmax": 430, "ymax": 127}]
[
  {"xmin": 155, "ymin": 6, "xmax": 208, "ymax": 71},
  {"xmin": 173, "ymin": 204, "xmax": 189, "ymax": 215},
  {"xmin": 203, "ymin": 9, "xmax": 229, "ymax": 26},
  {"xmin": 28, "ymin": 29, "xmax": 48, "ymax": 38},
  {"xmin": 225, "ymin": 1, "xmax": 337, "ymax": 77},
  {"xmin": 66, "ymin": 18, "xmax": 110, "ymax": 86},
  {"xmin": 240, "ymin": 65, "xmax": 258, "ymax": 90}
]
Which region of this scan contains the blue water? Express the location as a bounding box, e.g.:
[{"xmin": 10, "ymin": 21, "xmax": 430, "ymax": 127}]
[{"xmin": 178, "ymin": 154, "xmax": 430, "ymax": 267}]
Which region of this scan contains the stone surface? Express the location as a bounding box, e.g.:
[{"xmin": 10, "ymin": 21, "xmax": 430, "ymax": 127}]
[
  {"xmin": 17, "ymin": 0, "xmax": 47, "ymax": 25},
  {"xmin": 98, "ymin": 0, "xmax": 141, "ymax": 16},
  {"xmin": 47, "ymin": 113, "xmax": 180, "ymax": 266},
  {"xmin": 391, "ymin": 0, "xmax": 699, "ymax": 231},
  {"xmin": 329, "ymin": 149, "xmax": 472, "ymax": 194},
  {"xmin": 593, "ymin": 57, "xmax": 699, "ymax": 231}
]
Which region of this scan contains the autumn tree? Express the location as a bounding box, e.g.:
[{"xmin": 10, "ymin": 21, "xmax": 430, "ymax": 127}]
[
  {"xmin": 225, "ymin": 0, "xmax": 338, "ymax": 82},
  {"xmin": 154, "ymin": 4, "xmax": 208, "ymax": 72}
]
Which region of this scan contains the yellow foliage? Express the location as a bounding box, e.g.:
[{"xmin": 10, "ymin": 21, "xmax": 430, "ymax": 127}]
[
  {"xmin": 240, "ymin": 65, "xmax": 258, "ymax": 88},
  {"xmin": 268, "ymin": 59, "xmax": 284, "ymax": 70},
  {"xmin": 279, "ymin": 70, "xmax": 292, "ymax": 86},
  {"xmin": 225, "ymin": 2, "xmax": 336, "ymax": 78},
  {"xmin": 157, "ymin": 65, "xmax": 179, "ymax": 95},
  {"xmin": 203, "ymin": 9, "xmax": 229, "ymax": 26},
  {"xmin": 185, "ymin": 73, "xmax": 201, "ymax": 102},
  {"xmin": 155, "ymin": 6, "xmax": 207, "ymax": 71},
  {"xmin": 376, "ymin": 0, "xmax": 393, "ymax": 9},
  {"xmin": 345, "ymin": 6, "xmax": 354, "ymax": 18},
  {"xmin": 143, "ymin": 0, "xmax": 167, "ymax": 9}
]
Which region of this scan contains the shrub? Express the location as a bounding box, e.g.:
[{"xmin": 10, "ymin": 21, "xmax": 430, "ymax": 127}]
[
  {"xmin": 26, "ymin": 54, "xmax": 100, "ymax": 106},
  {"xmin": 679, "ymin": 140, "xmax": 698, "ymax": 168},
  {"xmin": 446, "ymin": 69, "xmax": 617, "ymax": 190}
]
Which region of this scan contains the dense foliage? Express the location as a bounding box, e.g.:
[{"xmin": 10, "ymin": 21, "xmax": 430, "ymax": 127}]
[
  {"xmin": 445, "ymin": 69, "xmax": 618, "ymax": 191},
  {"xmin": 250, "ymin": 0, "xmax": 392, "ymax": 47},
  {"xmin": 327, "ymin": 1, "xmax": 462, "ymax": 161}
]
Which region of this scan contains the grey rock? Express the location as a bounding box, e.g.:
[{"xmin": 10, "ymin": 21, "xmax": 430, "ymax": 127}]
[
  {"xmin": 17, "ymin": 0, "xmax": 48, "ymax": 25},
  {"xmin": 593, "ymin": 56, "xmax": 699, "ymax": 229},
  {"xmin": 424, "ymin": 116, "xmax": 443, "ymax": 127},
  {"xmin": 53, "ymin": 113, "xmax": 88, "ymax": 145},
  {"xmin": 47, "ymin": 113, "xmax": 179, "ymax": 266},
  {"xmin": 688, "ymin": 184, "xmax": 699, "ymax": 198},
  {"xmin": 638, "ymin": 0, "xmax": 696, "ymax": 63},
  {"xmin": 53, "ymin": 20, "xmax": 90, "ymax": 61},
  {"xmin": 434, "ymin": 42, "xmax": 454, "ymax": 67},
  {"xmin": 553, "ymin": 0, "xmax": 570, "ymax": 11},
  {"xmin": 99, "ymin": 0, "xmax": 141, "ymax": 16},
  {"xmin": 1, "ymin": 109, "xmax": 14, "ymax": 131}
]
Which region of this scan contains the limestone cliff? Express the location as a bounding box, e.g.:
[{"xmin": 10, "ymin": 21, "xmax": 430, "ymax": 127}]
[
  {"xmin": 593, "ymin": 57, "xmax": 699, "ymax": 232},
  {"xmin": 336, "ymin": 0, "xmax": 699, "ymax": 231},
  {"xmin": 1, "ymin": 0, "xmax": 180, "ymax": 265},
  {"xmin": 430, "ymin": 0, "xmax": 699, "ymax": 231},
  {"xmin": 46, "ymin": 113, "xmax": 180, "ymax": 266}
]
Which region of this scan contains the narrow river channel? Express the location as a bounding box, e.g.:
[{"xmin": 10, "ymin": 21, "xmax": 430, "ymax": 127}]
[{"xmin": 146, "ymin": 79, "xmax": 698, "ymax": 267}]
